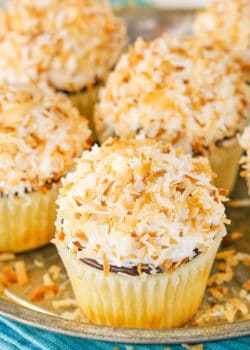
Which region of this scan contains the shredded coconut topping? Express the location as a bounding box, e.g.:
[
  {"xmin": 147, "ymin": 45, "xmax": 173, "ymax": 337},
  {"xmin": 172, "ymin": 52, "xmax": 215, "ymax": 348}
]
[
  {"xmin": 0, "ymin": 0, "xmax": 126, "ymax": 92},
  {"xmin": 94, "ymin": 35, "xmax": 250, "ymax": 151},
  {"xmin": 239, "ymin": 125, "xmax": 250, "ymax": 184},
  {"xmin": 194, "ymin": 0, "xmax": 250, "ymax": 71},
  {"xmin": 56, "ymin": 138, "xmax": 227, "ymax": 268},
  {"xmin": 0, "ymin": 84, "xmax": 91, "ymax": 196}
]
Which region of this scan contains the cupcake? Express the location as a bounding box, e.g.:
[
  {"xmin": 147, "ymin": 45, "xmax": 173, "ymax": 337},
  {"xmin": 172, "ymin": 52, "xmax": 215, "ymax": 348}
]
[
  {"xmin": 0, "ymin": 84, "xmax": 91, "ymax": 252},
  {"xmin": 55, "ymin": 137, "xmax": 227, "ymax": 328},
  {"xmin": 194, "ymin": 0, "xmax": 250, "ymax": 82},
  {"xmin": 239, "ymin": 125, "xmax": 250, "ymax": 194},
  {"xmin": 0, "ymin": 0, "xmax": 126, "ymax": 130},
  {"xmin": 94, "ymin": 35, "xmax": 250, "ymax": 192}
]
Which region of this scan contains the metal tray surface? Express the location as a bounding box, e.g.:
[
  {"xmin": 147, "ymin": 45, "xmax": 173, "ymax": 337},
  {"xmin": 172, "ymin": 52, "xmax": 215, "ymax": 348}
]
[{"xmin": 0, "ymin": 7, "xmax": 249, "ymax": 345}]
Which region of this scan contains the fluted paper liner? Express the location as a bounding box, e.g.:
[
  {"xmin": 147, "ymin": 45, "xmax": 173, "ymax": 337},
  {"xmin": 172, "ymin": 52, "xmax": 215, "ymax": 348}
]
[
  {"xmin": 56, "ymin": 227, "xmax": 224, "ymax": 328},
  {"xmin": 0, "ymin": 184, "xmax": 59, "ymax": 252},
  {"xmin": 210, "ymin": 137, "xmax": 242, "ymax": 193}
]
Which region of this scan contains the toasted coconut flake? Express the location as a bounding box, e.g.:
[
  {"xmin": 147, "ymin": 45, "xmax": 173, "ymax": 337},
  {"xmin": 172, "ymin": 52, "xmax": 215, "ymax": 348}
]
[
  {"xmin": 1, "ymin": 266, "xmax": 17, "ymax": 287},
  {"xmin": 33, "ymin": 259, "xmax": 45, "ymax": 268},
  {"xmin": 208, "ymin": 286, "xmax": 228, "ymax": 301},
  {"xmin": 230, "ymin": 231, "xmax": 243, "ymax": 241},
  {"xmin": 216, "ymin": 249, "xmax": 236, "ymax": 260},
  {"xmin": 14, "ymin": 261, "xmax": 28, "ymax": 287},
  {"xmin": 28, "ymin": 284, "xmax": 58, "ymax": 302},
  {"xmin": 224, "ymin": 302, "xmax": 237, "ymax": 323},
  {"xmin": 43, "ymin": 273, "xmax": 53, "ymax": 286},
  {"xmin": 243, "ymin": 280, "xmax": 250, "ymax": 291},
  {"xmin": 0, "ymin": 253, "xmax": 16, "ymax": 262},
  {"xmin": 48, "ymin": 265, "xmax": 61, "ymax": 282},
  {"xmin": 52, "ymin": 299, "xmax": 77, "ymax": 310}
]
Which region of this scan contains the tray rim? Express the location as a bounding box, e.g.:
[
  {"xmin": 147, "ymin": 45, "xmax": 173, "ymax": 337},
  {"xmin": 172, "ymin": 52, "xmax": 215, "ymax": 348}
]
[
  {"xmin": 0, "ymin": 6, "xmax": 249, "ymax": 345},
  {"xmin": 0, "ymin": 298, "xmax": 249, "ymax": 344}
]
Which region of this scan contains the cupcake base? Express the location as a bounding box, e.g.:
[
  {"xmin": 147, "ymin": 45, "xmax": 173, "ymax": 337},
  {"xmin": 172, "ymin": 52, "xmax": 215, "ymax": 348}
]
[
  {"xmin": 209, "ymin": 137, "xmax": 242, "ymax": 193},
  {"xmin": 0, "ymin": 184, "xmax": 59, "ymax": 253},
  {"xmin": 56, "ymin": 226, "xmax": 224, "ymax": 329}
]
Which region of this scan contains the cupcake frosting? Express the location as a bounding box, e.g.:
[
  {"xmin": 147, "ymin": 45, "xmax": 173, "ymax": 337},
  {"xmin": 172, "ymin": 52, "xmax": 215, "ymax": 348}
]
[
  {"xmin": 0, "ymin": 0, "xmax": 126, "ymax": 92},
  {"xmin": 94, "ymin": 35, "xmax": 250, "ymax": 151},
  {"xmin": 194, "ymin": 0, "xmax": 250, "ymax": 70},
  {"xmin": 56, "ymin": 138, "xmax": 227, "ymax": 270},
  {"xmin": 0, "ymin": 84, "xmax": 91, "ymax": 197}
]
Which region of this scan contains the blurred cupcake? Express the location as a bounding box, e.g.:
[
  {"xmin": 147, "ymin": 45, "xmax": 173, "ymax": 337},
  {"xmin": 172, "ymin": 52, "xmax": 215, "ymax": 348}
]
[
  {"xmin": 94, "ymin": 35, "xmax": 250, "ymax": 192},
  {"xmin": 239, "ymin": 125, "xmax": 250, "ymax": 194},
  {"xmin": 194, "ymin": 0, "xmax": 250, "ymax": 81},
  {"xmin": 0, "ymin": 0, "xmax": 126, "ymax": 130},
  {"xmin": 55, "ymin": 138, "xmax": 227, "ymax": 328},
  {"xmin": 0, "ymin": 84, "xmax": 91, "ymax": 252}
]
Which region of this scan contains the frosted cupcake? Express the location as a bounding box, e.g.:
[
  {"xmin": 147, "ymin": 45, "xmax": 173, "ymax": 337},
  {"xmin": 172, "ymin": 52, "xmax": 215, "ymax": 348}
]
[
  {"xmin": 94, "ymin": 35, "xmax": 250, "ymax": 192},
  {"xmin": 0, "ymin": 0, "xmax": 126, "ymax": 129},
  {"xmin": 239, "ymin": 125, "xmax": 250, "ymax": 194},
  {"xmin": 194, "ymin": 0, "xmax": 250, "ymax": 81},
  {"xmin": 0, "ymin": 84, "xmax": 91, "ymax": 253},
  {"xmin": 55, "ymin": 138, "xmax": 227, "ymax": 328}
]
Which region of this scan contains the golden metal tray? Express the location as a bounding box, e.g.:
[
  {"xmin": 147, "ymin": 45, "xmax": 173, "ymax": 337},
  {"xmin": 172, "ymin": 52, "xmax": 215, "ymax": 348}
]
[{"xmin": 0, "ymin": 7, "xmax": 249, "ymax": 344}]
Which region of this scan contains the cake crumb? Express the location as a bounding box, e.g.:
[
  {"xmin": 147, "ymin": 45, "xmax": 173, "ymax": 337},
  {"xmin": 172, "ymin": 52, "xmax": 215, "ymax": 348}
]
[{"xmin": 14, "ymin": 261, "xmax": 28, "ymax": 287}]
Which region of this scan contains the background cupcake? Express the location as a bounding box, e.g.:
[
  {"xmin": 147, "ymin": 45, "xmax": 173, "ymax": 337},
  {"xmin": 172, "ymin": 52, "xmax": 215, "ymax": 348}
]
[
  {"xmin": 194, "ymin": 0, "xmax": 250, "ymax": 82},
  {"xmin": 0, "ymin": 0, "xmax": 126, "ymax": 130},
  {"xmin": 55, "ymin": 137, "xmax": 227, "ymax": 328},
  {"xmin": 0, "ymin": 84, "xmax": 91, "ymax": 252},
  {"xmin": 94, "ymin": 35, "xmax": 250, "ymax": 192},
  {"xmin": 239, "ymin": 125, "xmax": 250, "ymax": 194}
]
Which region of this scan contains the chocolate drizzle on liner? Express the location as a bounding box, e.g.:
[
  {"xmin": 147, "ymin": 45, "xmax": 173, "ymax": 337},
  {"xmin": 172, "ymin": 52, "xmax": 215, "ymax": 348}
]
[{"xmin": 81, "ymin": 247, "xmax": 201, "ymax": 276}]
